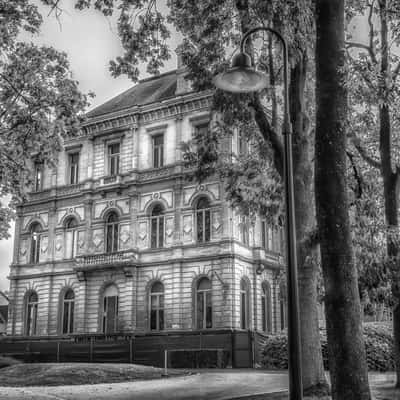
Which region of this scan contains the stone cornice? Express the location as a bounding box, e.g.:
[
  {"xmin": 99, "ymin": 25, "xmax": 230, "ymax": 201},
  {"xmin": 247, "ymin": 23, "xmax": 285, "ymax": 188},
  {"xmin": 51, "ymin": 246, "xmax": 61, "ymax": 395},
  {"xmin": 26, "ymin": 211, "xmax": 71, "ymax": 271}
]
[{"xmin": 81, "ymin": 91, "xmax": 213, "ymax": 139}]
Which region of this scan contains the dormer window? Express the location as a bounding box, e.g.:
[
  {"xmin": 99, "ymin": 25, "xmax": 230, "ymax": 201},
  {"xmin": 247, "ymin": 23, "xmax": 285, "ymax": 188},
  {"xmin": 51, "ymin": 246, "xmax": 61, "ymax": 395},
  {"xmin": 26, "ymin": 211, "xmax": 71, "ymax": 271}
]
[{"xmin": 108, "ymin": 143, "xmax": 120, "ymax": 176}]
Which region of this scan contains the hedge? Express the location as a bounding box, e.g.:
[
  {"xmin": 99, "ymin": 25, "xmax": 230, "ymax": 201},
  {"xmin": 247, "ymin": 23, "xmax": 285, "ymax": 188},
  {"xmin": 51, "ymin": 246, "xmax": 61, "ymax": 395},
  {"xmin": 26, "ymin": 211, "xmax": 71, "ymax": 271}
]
[{"xmin": 262, "ymin": 323, "xmax": 395, "ymax": 372}]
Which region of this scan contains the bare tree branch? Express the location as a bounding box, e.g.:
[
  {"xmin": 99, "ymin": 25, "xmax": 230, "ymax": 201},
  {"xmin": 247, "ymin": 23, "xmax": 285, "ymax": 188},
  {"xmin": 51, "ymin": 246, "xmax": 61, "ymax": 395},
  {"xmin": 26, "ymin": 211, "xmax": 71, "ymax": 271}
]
[
  {"xmin": 350, "ymin": 132, "xmax": 381, "ymax": 169},
  {"xmin": 249, "ymin": 93, "xmax": 284, "ymax": 177}
]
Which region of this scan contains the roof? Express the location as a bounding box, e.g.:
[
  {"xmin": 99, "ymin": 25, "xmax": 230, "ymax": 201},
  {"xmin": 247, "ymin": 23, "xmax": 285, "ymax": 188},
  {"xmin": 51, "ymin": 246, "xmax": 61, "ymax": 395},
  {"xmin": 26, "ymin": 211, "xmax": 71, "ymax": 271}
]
[{"xmin": 87, "ymin": 70, "xmax": 184, "ymax": 119}]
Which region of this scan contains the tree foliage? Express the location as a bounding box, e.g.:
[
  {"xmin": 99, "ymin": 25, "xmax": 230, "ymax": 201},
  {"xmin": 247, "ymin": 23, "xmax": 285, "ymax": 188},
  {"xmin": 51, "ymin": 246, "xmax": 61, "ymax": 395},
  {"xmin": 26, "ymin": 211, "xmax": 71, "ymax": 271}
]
[{"xmin": 0, "ymin": 0, "xmax": 91, "ymax": 240}]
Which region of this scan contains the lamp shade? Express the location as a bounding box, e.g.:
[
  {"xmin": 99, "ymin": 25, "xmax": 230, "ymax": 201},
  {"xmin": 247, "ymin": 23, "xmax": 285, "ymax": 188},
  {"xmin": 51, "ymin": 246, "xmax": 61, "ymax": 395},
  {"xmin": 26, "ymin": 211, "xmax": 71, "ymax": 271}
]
[{"xmin": 213, "ymin": 52, "xmax": 268, "ymax": 93}]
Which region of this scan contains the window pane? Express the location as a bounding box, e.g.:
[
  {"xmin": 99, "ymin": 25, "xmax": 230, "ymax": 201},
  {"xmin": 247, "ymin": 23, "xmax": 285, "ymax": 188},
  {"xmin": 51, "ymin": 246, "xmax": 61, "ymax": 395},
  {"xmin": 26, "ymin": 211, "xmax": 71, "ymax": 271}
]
[
  {"xmin": 113, "ymin": 223, "xmax": 119, "ymax": 251},
  {"xmin": 197, "ymin": 292, "xmax": 204, "ymax": 329},
  {"xmin": 151, "ymin": 218, "xmax": 157, "ymax": 248},
  {"xmin": 241, "ymin": 292, "xmax": 246, "ymax": 329},
  {"xmin": 158, "ymin": 217, "xmax": 164, "ymax": 248},
  {"xmin": 261, "ymin": 296, "xmax": 266, "ymax": 332},
  {"xmin": 205, "ymin": 210, "xmax": 210, "ymax": 242},
  {"xmin": 159, "ymin": 309, "xmax": 164, "ymax": 330},
  {"xmin": 150, "ymin": 310, "xmax": 157, "ymax": 330},
  {"xmin": 63, "ymin": 302, "xmax": 69, "ymax": 334},
  {"xmin": 196, "ymin": 211, "xmax": 203, "ymax": 242},
  {"xmin": 69, "ymin": 302, "xmax": 74, "ymax": 333},
  {"xmin": 261, "ymin": 221, "xmax": 266, "ymax": 248},
  {"xmin": 151, "ymin": 295, "xmax": 157, "ymax": 308},
  {"xmin": 153, "ymin": 147, "xmax": 159, "ymax": 168},
  {"xmin": 159, "ymin": 294, "xmax": 164, "ymax": 309},
  {"xmin": 106, "ymin": 225, "xmax": 113, "ymax": 253},
  {"xmin": 206, "ymin": 292, "xmax": 212, "ymax": 328}
]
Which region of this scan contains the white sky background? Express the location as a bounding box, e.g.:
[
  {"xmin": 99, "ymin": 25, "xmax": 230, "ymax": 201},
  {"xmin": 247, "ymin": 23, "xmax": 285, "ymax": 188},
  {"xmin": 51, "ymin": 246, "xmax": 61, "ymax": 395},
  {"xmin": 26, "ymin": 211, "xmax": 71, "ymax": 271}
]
[{"xmin": 0, "ymin": 4, "xmax": 367, "ymax": 293}]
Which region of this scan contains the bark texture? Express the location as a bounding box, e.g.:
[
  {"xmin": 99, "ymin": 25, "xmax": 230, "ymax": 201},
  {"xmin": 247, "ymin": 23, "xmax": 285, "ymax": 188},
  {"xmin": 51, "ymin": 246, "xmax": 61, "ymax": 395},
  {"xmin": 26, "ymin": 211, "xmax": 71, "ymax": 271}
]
[{"xmin": 315, "ymin": 1, "xmax": 371, "ymax": 399}]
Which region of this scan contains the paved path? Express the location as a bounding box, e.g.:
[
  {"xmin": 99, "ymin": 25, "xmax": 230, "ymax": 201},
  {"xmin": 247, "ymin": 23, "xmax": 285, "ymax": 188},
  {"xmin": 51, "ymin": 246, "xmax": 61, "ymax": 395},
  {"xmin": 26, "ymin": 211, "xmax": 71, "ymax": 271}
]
[
  {"xmin": 0, "ymin": 371, "xmax": 288, "ymax": 400},
  {"xmin": 0, "ymin": 371, "xmax": 396, "ymax": 400}
]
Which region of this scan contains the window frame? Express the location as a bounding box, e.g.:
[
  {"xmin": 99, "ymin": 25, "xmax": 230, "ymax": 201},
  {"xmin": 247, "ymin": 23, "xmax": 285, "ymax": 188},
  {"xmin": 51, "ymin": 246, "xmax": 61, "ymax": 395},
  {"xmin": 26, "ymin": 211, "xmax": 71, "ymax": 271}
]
[
  {"xmin": 195, "ymin": 197, "xmax": 211, "ymax": 243},
  {"xmin": 62, "ymin": 289, "xmax": 75, "ymax": 334},
  {"xmin": 240, "ymin": 278, "xmax": 250, "ymax": 329},
  {"xmin": 195, "ymin": 277, "xmax": 212, "ymax": 330},
  {"xmin": 102, "ymin": 285, "xmax": 119, "ymax": 334},
  {"xmin": 34, "ymin": 162, "xmax": 44, "ymax": 192},
  {"xmin": 105, "ymin": 212, "xmax": 119, "ymax": 253},
  {"xmin": 29, "ymin": 223, "xmax": 42, "ymax": 264},
  {"xmin": 149, "ymin": 281, "xmax": 164, "ymax": 331},
  {"xmin": 261, "ymin": 282, "xmax": 272, "ymax": 333},
  {"xmin": 64, "ymin": 218, "xmax": 78, "ymax": 259},
  {"xmin": 25, "ymin": 291, "xmax": 38, "ymax": 336},
  {"xmin": 68, "ymin": 152, "xmax": 80, "ymax": 185},
  {"xmin": 107, "ymin": 142, "xmax": 121, "ymax": 176},
  {"xmin": 150, "ymin": 204, "xmax": 164, "ymax": 249},
  {"xmin": 152, "ymin": 133, "xmax": 164, "ymax": 168}
]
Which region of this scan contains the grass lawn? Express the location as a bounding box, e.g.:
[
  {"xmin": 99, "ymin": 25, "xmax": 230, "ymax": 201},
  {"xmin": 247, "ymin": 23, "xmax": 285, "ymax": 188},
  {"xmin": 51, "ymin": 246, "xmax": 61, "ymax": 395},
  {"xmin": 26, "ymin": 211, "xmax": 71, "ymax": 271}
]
[{"xmin": 0, "ymin": 363, "xmax": 190, "ymax": 387}]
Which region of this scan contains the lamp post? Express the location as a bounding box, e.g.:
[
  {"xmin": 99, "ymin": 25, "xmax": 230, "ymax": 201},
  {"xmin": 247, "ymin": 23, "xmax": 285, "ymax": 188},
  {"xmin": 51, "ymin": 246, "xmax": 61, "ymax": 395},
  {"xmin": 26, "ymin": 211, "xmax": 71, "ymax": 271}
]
[{"xmin": 213, "ymin": 27, "xmax": 303, "ymax": 400}]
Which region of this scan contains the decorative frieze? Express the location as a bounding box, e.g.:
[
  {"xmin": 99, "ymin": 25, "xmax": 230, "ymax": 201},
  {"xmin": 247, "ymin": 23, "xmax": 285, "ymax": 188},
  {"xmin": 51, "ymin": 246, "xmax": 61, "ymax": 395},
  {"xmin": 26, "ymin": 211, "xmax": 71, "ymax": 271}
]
[
  {"xmin": 182, "ymin": 182, "xmax": 220, "ymax": 206},
  {"xmin": 94, "ymin": 198, "xmax": 130, "ymax": 219},
  {"xmin": 139, "ymin": 190, "xmax": 173, "ymax": 212},
  {"xmin": 81, "ymin": 94, "xmax": 212, "ymax": 139},
  {"xmin": 57, "ymin": 206, "xmax": 84, "ymax": 226}
]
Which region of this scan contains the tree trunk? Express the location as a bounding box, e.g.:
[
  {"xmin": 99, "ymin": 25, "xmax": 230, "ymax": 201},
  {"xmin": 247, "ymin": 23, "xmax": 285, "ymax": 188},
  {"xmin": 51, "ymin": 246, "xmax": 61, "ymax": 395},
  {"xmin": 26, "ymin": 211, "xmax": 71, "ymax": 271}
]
[
  {"xmin": 378, "ymin": 0, "xmax": 400, "ymax": 386},
  {"xmin": 315, "ymin": 1, "xmax": 371, "ymax": 399},
  {"xmin": 290, "ymin": 53, "xmax": 328, "ymax": 395}
]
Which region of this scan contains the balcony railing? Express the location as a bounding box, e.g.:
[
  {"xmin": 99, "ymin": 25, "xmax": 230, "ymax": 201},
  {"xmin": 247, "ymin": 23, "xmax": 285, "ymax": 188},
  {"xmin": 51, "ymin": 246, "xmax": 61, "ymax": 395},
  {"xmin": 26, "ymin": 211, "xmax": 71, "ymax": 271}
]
[{"xmin": 75, "ymin": 249, "xmax": 136, "ymax": 268}]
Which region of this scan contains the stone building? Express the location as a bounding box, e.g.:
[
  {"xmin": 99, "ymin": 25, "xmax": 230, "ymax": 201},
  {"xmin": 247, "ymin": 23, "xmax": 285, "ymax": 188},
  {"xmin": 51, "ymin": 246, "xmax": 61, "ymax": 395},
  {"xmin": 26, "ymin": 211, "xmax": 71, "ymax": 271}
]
[{"xmin": 7, "ymin": 66, "xmax": 286, "ymax": 340}]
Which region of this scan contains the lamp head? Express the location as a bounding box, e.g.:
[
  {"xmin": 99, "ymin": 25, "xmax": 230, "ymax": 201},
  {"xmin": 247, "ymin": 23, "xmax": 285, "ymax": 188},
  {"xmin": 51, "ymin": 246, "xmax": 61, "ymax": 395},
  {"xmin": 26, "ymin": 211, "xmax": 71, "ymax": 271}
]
[{"xmin": 213, "ymin": 51, "xmax": 268, "ymax": 93}]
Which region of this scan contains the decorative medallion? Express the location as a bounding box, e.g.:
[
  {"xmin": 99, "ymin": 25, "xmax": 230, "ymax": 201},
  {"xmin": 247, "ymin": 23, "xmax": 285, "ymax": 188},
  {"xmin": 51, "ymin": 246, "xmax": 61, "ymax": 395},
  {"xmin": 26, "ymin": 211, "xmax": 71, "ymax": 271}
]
[
  {"xmin": 120, "ymin": 230, "xmax": 130, "ymax": 244},
  {"xmin": 78, "ymin": 238, "xmax": 85, "ymax": 248},
  {"xmin": 153, "ymin": 192, "xmax": 159, "ymax": 199},
  {"xmin": 183, "ymin": 223, "xmax": 192, "ymax": 234},
  {"xmin": 139, "ymin": 231, "xmax": 147, "ymax": 240},
  {"xmin": 93, "ymin": 233, "xmax": 103, "ymax": 248},
  {"xmin": 41, "ymin": 243, "xmax": 48, "ymax": 253},
  {"xmin": 20, "ymin": 247, "xmax": 27, "ymax": 256},
  {"xmin": 166, "ymin": 228, "xmax": 173, "ymax": 237},
  {"xmin": 55, "ymin": 239, "xmax": 62, "ymax": 251}
]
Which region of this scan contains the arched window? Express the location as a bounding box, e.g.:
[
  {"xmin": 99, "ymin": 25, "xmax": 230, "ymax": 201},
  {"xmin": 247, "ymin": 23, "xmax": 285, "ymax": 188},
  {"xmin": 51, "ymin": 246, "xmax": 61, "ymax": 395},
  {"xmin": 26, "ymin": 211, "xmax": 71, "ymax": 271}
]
[
  {"xmin": 105, "ymin": 212, "xmax": 119, "ymax": 253},
  {"xmin": 261, "ymin": 282, "xmax": 272, "ymax": 333},
  {"xmin": 150, "ymin": 204, "xmax": 164, "ymax": 248},
  {"xmin": 102, "ymin": 285, "xmax": 118, "ymax": 333},
  {"xmin": 196, "ymin": 277, "xmax": 212, "ymax": 329},
  {"xmin": 196, "ymin": 197, "xmax": 211, "ymax": 243},
  {"xmin": 25, "ymin": 291, "xmax": 38, "ymax": 336},
  {"xmin": 65, "ymin": 218, "xmax": 78, "ymax": 259},
  {"xmin": 150, "ymin": 281, "xmax": 164, "ymax": 331},
  {"xmin": 240, "ymin": 278, "xmax": 250, "ymax": 329},
  {"xmin": 62, "ymin": 289, "xmax": 75, "ymax": 334},
  {"xmin": 30, "ymin": 223, "xmax": 42, "ymax": 264}
]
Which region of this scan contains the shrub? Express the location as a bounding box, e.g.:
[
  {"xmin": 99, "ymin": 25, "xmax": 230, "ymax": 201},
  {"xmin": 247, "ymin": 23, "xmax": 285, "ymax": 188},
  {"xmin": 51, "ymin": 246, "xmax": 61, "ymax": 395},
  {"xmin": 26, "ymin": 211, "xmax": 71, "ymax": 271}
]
[
  {"xmin": 0, "ymin": 356, "xmax": 22, "ymax": 369},
  {"xmin": 261, "ymin": 323, "xmax": 395, "ymax": 372}
]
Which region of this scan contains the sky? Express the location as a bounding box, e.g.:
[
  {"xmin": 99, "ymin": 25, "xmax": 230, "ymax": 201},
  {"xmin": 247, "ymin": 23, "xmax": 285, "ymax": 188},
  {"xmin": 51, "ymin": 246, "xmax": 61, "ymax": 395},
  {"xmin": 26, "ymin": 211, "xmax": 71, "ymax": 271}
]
[
  {"xmin": 0, "ymin": 5, "xmax": 368, "ymax": 293},
  {"xmin": 0, "ymin": 1, "xmax": 179, "ymax": 292}
]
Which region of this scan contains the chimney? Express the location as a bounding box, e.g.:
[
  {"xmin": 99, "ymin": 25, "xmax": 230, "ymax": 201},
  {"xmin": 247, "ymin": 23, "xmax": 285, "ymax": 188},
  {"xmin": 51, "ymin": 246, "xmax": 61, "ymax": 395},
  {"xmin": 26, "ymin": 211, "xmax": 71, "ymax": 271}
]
[{"xmin": 175, "ymin": 45, "xmax": 191, "ymax": 95}]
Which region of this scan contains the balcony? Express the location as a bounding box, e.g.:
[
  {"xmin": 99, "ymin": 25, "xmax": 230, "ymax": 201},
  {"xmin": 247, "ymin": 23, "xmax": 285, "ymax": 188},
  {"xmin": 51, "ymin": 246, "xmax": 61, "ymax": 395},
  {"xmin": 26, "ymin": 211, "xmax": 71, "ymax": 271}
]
[{"xmin": 74, "ymin": 249, "xmax": 137, "ymax": 277}]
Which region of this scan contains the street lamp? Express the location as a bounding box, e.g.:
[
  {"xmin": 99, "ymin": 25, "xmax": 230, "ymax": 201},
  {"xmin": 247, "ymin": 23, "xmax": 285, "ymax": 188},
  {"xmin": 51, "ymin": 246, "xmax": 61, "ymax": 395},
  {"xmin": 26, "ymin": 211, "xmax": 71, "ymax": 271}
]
[{"xmin": 213, "ymin": 27, "xmax": 303, "ymax": 400}]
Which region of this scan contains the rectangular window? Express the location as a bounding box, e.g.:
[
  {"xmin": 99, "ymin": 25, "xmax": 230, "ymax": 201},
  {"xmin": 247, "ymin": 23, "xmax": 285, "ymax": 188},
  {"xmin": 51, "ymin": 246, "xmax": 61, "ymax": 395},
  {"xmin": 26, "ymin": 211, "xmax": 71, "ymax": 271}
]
[
  {"xmin": 68, "ymin": 153, "xmax": 79, "ymax": 185},
  {"xmin": 152, "ymin": 134, "xmax": 164, "ymax": 168},
  {"xmin": 34, "ymin": 163, "xmax": 43, "ymax": 191},
  {"xmin": 108, "ymin": 143, "xmax": 120, "ymax": 176}
]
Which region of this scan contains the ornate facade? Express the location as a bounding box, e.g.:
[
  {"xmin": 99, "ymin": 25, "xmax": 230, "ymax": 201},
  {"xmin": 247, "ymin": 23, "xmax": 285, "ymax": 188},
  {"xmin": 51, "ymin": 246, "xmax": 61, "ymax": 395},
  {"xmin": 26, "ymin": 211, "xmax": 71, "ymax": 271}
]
[{"xmin": 7, "ymin": 67, "xmax": 286, "ymax": 338}]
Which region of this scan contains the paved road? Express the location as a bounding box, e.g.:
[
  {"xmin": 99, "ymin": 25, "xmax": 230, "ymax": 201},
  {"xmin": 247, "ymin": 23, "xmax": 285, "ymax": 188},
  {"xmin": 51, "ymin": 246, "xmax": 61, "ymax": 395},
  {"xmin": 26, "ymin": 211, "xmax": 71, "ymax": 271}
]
[
  {"xmin": 0, "ymin": 371, "xmax": 396, "ymax": 400},
  {"xmin": 0, "ymin": 371, "xmax": 288, "ymax": 400}
]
